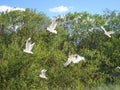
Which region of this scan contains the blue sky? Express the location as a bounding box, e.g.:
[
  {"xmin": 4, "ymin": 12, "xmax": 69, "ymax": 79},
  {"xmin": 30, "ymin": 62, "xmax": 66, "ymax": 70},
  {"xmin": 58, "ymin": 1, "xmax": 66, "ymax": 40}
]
[{"xmin": 0, "ymin": 0, "xmax": 120, "ymax": 18}]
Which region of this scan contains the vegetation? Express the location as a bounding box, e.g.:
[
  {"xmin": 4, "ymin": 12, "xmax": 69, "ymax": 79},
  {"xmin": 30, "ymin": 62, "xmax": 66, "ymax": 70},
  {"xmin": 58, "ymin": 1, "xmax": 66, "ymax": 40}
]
[{"xmin": 0, "ymin": 9, "xmax": 120, "ymax": 90}]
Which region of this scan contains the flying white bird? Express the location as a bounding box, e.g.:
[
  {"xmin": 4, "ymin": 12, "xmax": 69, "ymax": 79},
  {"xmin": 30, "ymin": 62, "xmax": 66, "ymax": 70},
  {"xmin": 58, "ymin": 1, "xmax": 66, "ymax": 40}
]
[
  {"xmin": 64, "ymin": 54, "xmax": 85, "ymax": 67},
  {"xmin": 47, "ymin": 16, "xmax": 60, "ymax": 34},
  {"xmin": 39, "ymin": 69, "xmax": 47, "ymax": 79},
  {"xmin": 101, "ymin": 26, "xmax": 115, "ymax": 38},
  {"xmin": 23, "ymin": 37, "xmax": 35, "ymax": 54}
]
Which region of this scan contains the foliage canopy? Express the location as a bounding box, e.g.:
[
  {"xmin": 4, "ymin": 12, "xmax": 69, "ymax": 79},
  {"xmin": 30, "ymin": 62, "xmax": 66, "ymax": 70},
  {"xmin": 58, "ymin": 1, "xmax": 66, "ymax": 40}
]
[{"xmin": 0, "ymin": 9, "xmax": 120, "ymax": 90}]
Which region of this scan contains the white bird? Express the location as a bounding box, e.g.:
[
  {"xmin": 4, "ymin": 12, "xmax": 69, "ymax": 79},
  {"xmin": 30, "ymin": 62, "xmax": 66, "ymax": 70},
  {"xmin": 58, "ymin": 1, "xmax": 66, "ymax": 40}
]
[
  {"xmin": 47, "ymin": 16, "xmax": 60, "ymax": 34},
  {"xmin": 39, "ymin": 69, "xmax": 47, "ymax": 79},
  {"xmin": 101, "ymin": 26, "xmax": 115, "ymax": 38},
  {"xmin": 64, "ymin": 54, "xmax": 85, "ymax": 67},
  {"xmin": 117, "ymin": 66, "xmax": 120, "ymax": 69},
  {"xmin": 23, "ymin": 37, "xmax": 35, "ymax": 54}
]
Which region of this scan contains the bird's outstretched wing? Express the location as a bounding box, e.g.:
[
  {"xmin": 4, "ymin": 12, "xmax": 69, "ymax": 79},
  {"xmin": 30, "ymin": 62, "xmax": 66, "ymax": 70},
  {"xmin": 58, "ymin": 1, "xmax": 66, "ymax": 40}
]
[
  {"xmin": 101, "ymin": 26, "xmax": 107, "ymax": 32},
  {"xmin": 41, "ymin": 69, "xmax": 47, "ymax": 75},
  {"xmin": 49, "ymin": 17, "xmax": 59, "ymax": 30},
  {"xmin": 64, "ymin": 58, "xmax": 72, "ymax": 67},
  {"xmin": 107, "ymin": 31, "xmax": 115, "ymax": 35},
  {"xmin": 25, "ymin": 37, "xmax": 31, "ymax": 50},
  {"xmin": 29, "ymin": 43, "xmax": 35, "ymax": 51}
]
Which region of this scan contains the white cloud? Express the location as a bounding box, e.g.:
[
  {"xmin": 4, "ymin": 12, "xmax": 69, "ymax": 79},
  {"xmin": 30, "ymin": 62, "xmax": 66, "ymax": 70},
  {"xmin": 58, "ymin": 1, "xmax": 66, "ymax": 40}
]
[
  {"xmin": 49, "ymin": 6, "xmax": 69, "ymax": 13},
  {"xmin": 0, "ymin": 5, "xmax": 25, "ymax": 12}
]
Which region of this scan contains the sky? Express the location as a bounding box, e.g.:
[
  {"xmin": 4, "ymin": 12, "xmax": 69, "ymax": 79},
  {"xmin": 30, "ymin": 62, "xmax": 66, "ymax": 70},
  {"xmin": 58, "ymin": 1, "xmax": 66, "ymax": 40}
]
[{"xmin": 0, "ymin": 0, "xmax": 120, "ymax": 18}]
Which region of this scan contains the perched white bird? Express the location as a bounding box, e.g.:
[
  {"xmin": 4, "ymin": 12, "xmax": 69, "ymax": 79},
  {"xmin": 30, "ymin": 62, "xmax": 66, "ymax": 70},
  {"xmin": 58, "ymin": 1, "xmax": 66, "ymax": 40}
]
[
  {"xmin": 23, "ymin": 37, "xmax": 35, "ymax": 54},
  {"xmin": 47, "ymin": 16, "xmax": 60, "ymax": 34},
  {"xmin": 64, "ymin": 54, "xmax": 85, "ymax": 67},
  {"xmin": 101, "ymin": 26, "xmax": 115, "ymax": 38},
  {"xmin": 39, "ymin": 69, "xmax": 47, "ymax": 79}
]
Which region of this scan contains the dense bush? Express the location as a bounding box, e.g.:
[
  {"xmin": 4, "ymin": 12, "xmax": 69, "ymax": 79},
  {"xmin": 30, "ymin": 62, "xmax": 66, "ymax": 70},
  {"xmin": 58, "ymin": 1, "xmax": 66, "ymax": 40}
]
[{"xmin": 0, "ymin": 9, "xmax": 120, "ymax": 90}]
